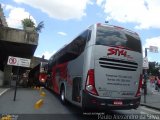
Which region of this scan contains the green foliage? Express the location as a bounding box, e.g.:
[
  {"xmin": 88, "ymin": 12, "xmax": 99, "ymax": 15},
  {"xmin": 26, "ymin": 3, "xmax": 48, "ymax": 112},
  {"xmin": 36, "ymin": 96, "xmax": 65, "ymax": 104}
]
[
  {"xmin": 35, "ymin": 21, "xmax": 44, "ymax": 33},
  {"xmin": 21, "ymin": 18, "xmax": 35, "ymax": 29},
  {"xmin": 21, "ymin": 18, "xmax": 44, "ymax": 33},
  {"xmin": 148, "ymin": 62, "xmax": 160, "ymax": 75}
]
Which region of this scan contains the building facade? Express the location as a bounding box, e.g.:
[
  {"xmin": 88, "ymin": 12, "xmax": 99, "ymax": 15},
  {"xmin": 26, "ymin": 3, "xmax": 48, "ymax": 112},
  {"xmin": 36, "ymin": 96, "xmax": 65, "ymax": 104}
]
[
  {"xmin": 0, "ymin": 4, "xmax": 39, "ymax": 87},
  {"xmin": 0, "ymin": 4, "xmax": 8, "ymax": 27}
]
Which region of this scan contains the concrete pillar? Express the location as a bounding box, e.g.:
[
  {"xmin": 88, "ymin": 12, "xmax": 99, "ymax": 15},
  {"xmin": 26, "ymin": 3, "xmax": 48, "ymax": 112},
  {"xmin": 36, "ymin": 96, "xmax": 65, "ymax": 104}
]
[{"xmin": 3, "ymin": 65, "xmax": 12, "ymax": 86}]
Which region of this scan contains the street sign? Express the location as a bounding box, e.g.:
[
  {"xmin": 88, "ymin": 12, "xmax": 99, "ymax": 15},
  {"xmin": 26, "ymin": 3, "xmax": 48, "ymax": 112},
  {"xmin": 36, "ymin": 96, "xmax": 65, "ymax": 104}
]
[
  {"xmin": 149, "ymin": 46, "xmax": 158, "ymax": 53},
  {"xmin": 143, "ymin": 57, "xmax": 149, "ymax": 69},
  {"xmin": 7, "ymin": 56, "xmax": 31, "ymax": 68}
]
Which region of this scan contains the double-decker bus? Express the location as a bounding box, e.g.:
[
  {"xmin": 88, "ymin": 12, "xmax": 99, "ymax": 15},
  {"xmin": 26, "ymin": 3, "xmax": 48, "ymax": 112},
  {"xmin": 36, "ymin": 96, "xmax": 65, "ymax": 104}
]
[{"xmin": 45, "ymin": 23, "xmax": 143, "ymax": 110}]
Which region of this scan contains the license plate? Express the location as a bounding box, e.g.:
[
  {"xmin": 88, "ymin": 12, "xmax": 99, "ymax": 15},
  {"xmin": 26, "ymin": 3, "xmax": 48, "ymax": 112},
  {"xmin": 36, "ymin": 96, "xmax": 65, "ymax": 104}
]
[{"xmin": 113, "ymin": 101, "xmax": 123, "ymax": 105}]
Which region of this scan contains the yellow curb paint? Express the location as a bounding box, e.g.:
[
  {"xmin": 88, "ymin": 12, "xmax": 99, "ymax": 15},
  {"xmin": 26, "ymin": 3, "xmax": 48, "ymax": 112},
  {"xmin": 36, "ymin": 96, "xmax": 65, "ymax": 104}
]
[
  {"xmin": 40, "ymin": 87, "xmax": 43, "ymax": 91},
  {"xmin": 34, "ymin": 99, "xmax": 44, "ymax": 109},
  {"xmin": 1, "ymin": 115, "xmax": 12, "ymax": 120},
  {"xmin": 40, "ymin": 91, "xmax": 46, "ymax": 97}
]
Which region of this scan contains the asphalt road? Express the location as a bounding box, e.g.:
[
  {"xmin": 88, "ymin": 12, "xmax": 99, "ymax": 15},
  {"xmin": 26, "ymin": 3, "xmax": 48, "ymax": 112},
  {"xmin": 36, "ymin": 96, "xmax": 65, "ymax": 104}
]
[{"xmin": 0, "ymin": 88, "xmax": 160, "ymax": 120}]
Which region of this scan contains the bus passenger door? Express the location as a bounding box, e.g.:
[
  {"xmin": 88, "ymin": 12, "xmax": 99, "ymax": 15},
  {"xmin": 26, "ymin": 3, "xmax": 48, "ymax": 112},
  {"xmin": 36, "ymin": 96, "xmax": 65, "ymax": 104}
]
[{"xmin": 72, "ymin": 77, "xmax": 81, "ymax": 102}]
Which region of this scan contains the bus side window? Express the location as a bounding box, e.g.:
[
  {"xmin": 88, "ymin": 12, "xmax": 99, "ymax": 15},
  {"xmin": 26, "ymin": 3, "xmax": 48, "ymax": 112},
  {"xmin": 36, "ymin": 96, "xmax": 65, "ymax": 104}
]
[
  {"xmin": 54, "ymin": 30, "xmax": 91, "ymax": 64},
  {"xmin": 69, "ymin": 30, "xmax": 89, "ymax": 57},
  {"xmin": 86, "ymin": 29, "xmax": 91, "ymax": 42}
]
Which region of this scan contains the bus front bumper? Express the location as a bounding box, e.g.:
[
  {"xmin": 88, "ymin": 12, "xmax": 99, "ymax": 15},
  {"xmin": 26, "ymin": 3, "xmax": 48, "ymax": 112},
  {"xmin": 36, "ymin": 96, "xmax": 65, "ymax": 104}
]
[{"xmin": 82, "ymin": 91, "xmax": 141, "ymax": 110}]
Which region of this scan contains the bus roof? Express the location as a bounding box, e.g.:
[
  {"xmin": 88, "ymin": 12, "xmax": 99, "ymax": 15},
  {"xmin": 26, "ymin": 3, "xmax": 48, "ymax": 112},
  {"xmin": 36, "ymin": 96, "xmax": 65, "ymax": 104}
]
[{"xmin": 96, "ymin": 23, "xmax": 138, "ymax": 35}]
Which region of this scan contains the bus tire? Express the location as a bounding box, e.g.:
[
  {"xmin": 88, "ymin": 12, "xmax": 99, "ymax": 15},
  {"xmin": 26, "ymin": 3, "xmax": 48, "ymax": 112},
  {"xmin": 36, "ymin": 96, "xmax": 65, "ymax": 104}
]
[{"xmin": 60, "ymin": 85, "xmax": 66, "ymax": 104}]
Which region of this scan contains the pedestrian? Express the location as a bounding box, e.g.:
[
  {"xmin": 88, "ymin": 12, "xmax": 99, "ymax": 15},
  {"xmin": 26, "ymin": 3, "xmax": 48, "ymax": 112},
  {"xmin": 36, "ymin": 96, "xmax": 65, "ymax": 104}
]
[
  {"xmin": 149, "ymin": 76, "xmax": 156, "ymax": 93},
  {"xmin": 155, "ymin": 76, "xmax": 158, "ymax": 91},
  {"xmin": 156, "ymin": 76, "xmax": 160, "ymax": 92}
]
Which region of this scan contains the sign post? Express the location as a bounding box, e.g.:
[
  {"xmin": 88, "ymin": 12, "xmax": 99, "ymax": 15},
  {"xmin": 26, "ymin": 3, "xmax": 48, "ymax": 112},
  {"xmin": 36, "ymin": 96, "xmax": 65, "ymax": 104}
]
[
  {"xmin": 143, "ymin": 53, "xmax": 149, "ymax": 103},
  {"xmin": 13, "ymin": 66, "xmax": 19, "ymax": 101},
  {"xmin": 143, "ymin": 46, "xmax": 158, "ymax": 103},
  {"xmin": 149, "ymin": 46, "xmax": 158, "ymax": 53},
  {"xmin": 7, "ymin": 56, "xmax": 31, "ymax": 101}
]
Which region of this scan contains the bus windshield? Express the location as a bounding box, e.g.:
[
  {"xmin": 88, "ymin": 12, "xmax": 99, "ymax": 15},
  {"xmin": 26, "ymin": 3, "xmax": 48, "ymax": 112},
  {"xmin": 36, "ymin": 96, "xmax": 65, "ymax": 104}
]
[{"xmin": 96, "ymin": 26, "xmax": 142, "ymax": 53}]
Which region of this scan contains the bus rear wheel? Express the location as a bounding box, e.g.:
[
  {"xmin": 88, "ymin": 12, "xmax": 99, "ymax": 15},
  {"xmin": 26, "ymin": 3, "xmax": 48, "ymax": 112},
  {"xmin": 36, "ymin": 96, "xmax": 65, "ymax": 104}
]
[{"xmin": 60, "ymin": 86, "xmax": 66, "ymax": 104}]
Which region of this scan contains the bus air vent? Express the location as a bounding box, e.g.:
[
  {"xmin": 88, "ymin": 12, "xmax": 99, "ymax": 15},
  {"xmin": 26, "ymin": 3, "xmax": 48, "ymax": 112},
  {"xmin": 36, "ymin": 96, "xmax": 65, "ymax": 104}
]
[{"xmin": 99, "ymin": 58, "xmax": 138, "ymax": 71}]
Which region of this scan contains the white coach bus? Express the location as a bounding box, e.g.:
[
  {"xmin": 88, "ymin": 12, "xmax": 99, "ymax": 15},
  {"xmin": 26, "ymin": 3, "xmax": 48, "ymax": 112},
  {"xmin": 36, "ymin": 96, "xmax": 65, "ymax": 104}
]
[{"xmin": 46, "ymin": 23, "xmax": 143, "ymax": 110}]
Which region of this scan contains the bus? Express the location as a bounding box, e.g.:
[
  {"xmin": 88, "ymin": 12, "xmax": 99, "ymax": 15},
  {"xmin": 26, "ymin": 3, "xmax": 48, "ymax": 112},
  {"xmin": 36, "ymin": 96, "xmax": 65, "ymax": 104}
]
[
  {"xmin": 45, "ymin": 23, "xmax": 143, "ymax": 110},
  {"xmin": 28, "ymin": 62, "xmax": 48, "ymax": 87}
]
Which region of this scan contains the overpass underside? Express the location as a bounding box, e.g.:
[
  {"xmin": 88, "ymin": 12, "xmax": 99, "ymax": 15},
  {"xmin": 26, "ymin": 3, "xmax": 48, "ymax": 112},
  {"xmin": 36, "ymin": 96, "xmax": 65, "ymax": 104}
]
[
  {"xmin": 0, "ymin": 40, "xmax": 37, "ymax": 71},
  {"xmin": 0, "ymin": 26, "xmax": 39, "ymax": 86}
]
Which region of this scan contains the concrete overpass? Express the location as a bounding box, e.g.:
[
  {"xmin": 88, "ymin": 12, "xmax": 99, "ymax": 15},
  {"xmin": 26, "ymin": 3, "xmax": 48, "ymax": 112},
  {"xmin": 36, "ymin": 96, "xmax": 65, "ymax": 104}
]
[{"xmin": 0, "ymin": 26, "xmax": 39, "ymax": 86}]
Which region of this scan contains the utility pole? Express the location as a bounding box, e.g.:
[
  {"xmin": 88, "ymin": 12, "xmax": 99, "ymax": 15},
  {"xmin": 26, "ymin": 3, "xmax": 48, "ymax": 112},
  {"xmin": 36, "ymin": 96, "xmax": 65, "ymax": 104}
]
[
  {"xmin": 143, "ymin": 46, "xmax": 158, "ymax": 103},
  {"xmin": 13, "ymin": 66, "xmax": 20, "ymax": 101},
  {"xmin": 143, "ymin": 48, "xmax": 148, "ymax": 103}
]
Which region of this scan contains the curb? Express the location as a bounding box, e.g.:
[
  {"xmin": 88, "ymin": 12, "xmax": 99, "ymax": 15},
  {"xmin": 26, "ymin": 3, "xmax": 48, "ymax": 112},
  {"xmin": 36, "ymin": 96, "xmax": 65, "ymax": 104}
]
[
  {"xmin": 34, "ymin": 99, "xmax": 44, "ymax": 109},
  {"xmin": 140, "ymin": 103, "xmax": 160, "ymax": 111},
  {"xmin": 40, "ymin": 91, "xmax": 46, "ymax": 97}
]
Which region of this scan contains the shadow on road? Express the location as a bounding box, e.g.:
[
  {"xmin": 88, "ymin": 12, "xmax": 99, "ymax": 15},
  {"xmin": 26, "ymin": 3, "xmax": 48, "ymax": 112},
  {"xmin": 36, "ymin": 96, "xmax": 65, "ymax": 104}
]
[{"xmin": 46, "ymin": 88, "xmax": 122, "ymax": 120}]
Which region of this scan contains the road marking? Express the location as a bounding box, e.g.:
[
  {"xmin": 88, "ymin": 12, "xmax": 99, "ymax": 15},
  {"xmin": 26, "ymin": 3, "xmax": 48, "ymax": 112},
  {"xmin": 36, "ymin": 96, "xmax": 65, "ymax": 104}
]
[
  {"xmin": 0, "ymin": 88, "xmax": 9, "ymax": 96},
  {"xmin": 140, "ymin": 111, "xmax": 147, "ymax": 114},
  {"xmin": 140, "ymin": 106, "xmax": 160, "ymax": 114},
  {"xmin": 153, "ymin": 91, "xmax": 160, "ymax": 95}
]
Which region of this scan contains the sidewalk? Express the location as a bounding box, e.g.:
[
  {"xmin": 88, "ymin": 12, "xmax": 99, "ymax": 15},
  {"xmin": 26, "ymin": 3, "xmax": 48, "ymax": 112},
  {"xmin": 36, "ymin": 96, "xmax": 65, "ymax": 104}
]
[{"xmin": 140, "ymin": 81, "xmax": 160, "ymax": 111}]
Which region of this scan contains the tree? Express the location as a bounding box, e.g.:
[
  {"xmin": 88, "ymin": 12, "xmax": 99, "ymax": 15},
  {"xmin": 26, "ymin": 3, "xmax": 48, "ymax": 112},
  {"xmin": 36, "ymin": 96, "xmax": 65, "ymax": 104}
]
[
  {"xmin": 35, "ymin": 21, "xmax": 44, "ymax": 33},
  {"xmin": 148, "ymin": 62, "xmax": 160, "ymax": 76},
  {"xmin": 21, "ymin": 18, "xmax": 44, "ymax": 33},
  {"xmin": 21, "ymin": 18, "xmax": 35, "ymax": 29}
]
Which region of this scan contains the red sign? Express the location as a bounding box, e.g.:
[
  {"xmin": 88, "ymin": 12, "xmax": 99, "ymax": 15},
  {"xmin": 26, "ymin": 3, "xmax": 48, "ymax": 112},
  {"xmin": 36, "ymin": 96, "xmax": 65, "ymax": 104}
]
[{"xmin": 8, "ymin": 57, "xmax": 17, "ymax": 65}]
